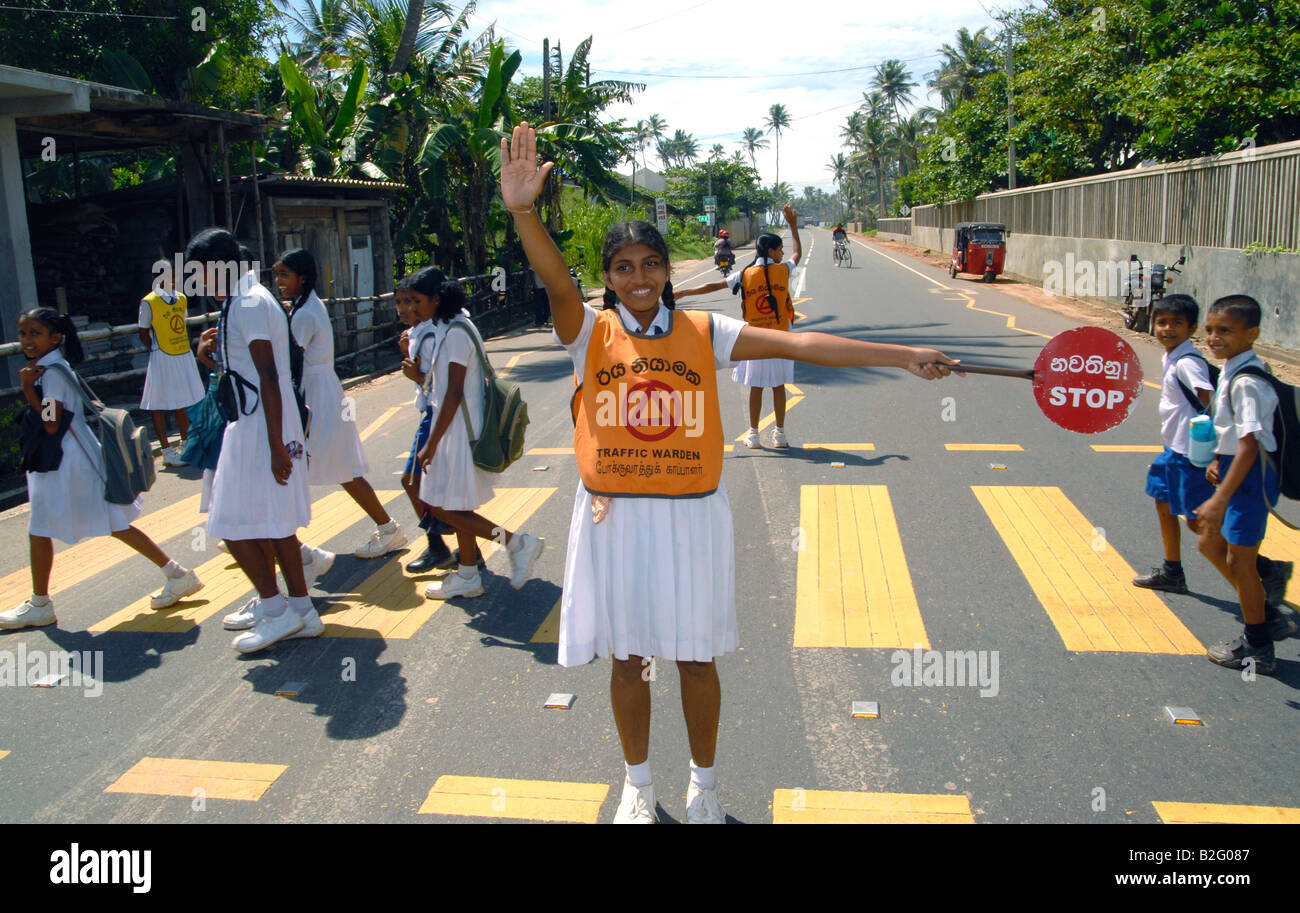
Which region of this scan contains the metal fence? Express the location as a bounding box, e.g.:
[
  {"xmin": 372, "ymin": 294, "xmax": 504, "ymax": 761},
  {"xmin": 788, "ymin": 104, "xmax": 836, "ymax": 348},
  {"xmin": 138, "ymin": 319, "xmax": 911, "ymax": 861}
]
[
  {"xmin": 911, "ymin": 139, "xmax": 1300, "ymax": 249},
  {"xmin": 877, "ymin": 218, "xmax": 912, "ymax": 236},
  {"xmin": 0, "ymin": 268, "xmax": 538, "ymax": 399}
]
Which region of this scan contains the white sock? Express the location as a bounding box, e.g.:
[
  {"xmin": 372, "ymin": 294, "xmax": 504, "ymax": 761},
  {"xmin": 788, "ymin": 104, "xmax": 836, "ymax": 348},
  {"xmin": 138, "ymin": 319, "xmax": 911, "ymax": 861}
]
[
  {"xmin": 775, "ymin": 425, "xmax": 784, "ymax": 433},
  {"xmin": 260, "ymin": 593, "xmax": 287, "ymax": 617},
  {"xmin": 626, "ymin": 760, "xmax": 652, "ymax": 788},
  {"xmin": 456, "ymin": 564, "xmax": 478, "ymax": 580},
  {"xmin": 378, "ymin": 520, "xmax": 398, "ymax": 534},
  {"xmin": 287, "ymin": 594, "xmax": 313, "ymax": 617},
  {"xmin": 162, "ymin": 560, "xmax": 187, "ymax": 579},
  {"xmin": 690, "ymin": 760, "xmax": 715, "ymax": 791},
  {"xmin": 29, "ymin": 593, "xmax": 50, "ymax": 607},
  {"xmin": 748, "ymin": 427, "xmax": 758, "ymax": 434},
  {"xmin": 300, "ymin": 543, "xmax": 313, "ymax": 564}
]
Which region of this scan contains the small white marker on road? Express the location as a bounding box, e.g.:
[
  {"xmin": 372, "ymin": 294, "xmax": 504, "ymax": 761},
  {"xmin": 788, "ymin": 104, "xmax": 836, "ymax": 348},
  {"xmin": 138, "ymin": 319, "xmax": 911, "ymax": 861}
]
[
  {"xmin": 852, "ymin": 701, "xmax": 880, "ymax": 719},
  {"xmin": 276, "ymin": 682, "xmax": 308, "ymax": 698},
  {"xmin": 831, "ymin": 462, "xmax": 846, "ymax": 469},
  {"xmin": 32, "ymin": 673, "xmax": 66, "ymax": 688},
  {"xmin": 544, "ymin": 693, "xmax": 575, "ymax": 710},
  {"xmin": 990, "ymin": 463, "xmax": 1007, "ymax": 470},
  {"xmin": 1164, "ymin": 706, "xmax": 1202, "ymax": 725},
  {"xmin": 533, "ymin": 465, "xmax": 549, "ymax": 471}
]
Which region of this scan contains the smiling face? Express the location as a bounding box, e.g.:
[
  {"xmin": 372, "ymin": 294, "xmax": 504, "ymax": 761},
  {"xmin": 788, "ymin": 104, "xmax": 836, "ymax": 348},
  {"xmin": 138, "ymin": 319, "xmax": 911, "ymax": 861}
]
[
  {"xmin": 1203, "ymin": 308, "xmax": 1259, "ymax": 361},
  {"xmin": 604, "ymin": 243, "xmax": 668, "ymax": 316},
  {"xmin": 273, "ymin": 261, "xmax": 305, "ymax": 301},
  {"xmin": 1152, "ymin": 311, "xmax": 1195, "ymax": 353},
  {"xmin": 18, "ymin": 316, "xmax": 60, "ymax": 361}
]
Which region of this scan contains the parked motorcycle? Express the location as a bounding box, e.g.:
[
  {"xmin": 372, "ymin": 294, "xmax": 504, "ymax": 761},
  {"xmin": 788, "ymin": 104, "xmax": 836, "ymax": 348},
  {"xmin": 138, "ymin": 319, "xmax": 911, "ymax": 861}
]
[{"xmin": 1120, "ymin": 254, "xmax": 1185, "ymax": 333}]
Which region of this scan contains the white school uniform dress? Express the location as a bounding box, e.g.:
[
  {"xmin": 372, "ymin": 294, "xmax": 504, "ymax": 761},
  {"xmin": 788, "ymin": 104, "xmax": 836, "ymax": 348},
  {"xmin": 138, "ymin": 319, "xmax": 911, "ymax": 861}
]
[
  {"xmin": 290, "ymin": 291, "xmax": 370, "ymax": 484},
  {"xmin": 724, "ymin": 256, "xmax": 797, "ymax": 388},
  {"xmin": 138, "ymin": 292, "xmax": 204, "ymax": 410},
  {"xmin": 206, "ymin": 272, "xmax": 312, "ymax": 540},
  {"xmin": 410, "ymin": 318, "xmax": 436, "ymax": 413},
  {"xmin": 418, "ymin": 312, "xmax": 495, "ymax": 510},
  {"xmin": 554, "ymin": 302, "xmax": 747, "ymax": 667},
  {"xmin": 27, "ymin": 350, "xmax": 143, "ymax": 543}
]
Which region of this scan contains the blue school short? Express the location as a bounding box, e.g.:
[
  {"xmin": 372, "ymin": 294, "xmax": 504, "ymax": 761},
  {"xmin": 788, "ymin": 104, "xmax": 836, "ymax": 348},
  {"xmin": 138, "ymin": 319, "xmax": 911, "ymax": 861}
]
[
  {"xmin": 1145, "ymin": 447, "xmax": 1215, "ymax": 519},
  {"xmin": 1217, "ymin": 453, "xmax": 1280, "ymax": 547},
  {"xmin": 404, "ymin": 407, "xmax": 433, "ymax": 476}
]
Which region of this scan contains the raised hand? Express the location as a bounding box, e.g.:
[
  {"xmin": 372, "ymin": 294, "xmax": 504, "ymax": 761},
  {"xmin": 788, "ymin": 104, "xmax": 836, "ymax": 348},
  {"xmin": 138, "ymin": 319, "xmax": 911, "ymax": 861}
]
[
  {"xmin": 783, "ymin": 204, "xmax": 798, "ymax": 225},
  {"xmin": 500, "ymin": 122, "xmax": 555, "ymax": 212}
]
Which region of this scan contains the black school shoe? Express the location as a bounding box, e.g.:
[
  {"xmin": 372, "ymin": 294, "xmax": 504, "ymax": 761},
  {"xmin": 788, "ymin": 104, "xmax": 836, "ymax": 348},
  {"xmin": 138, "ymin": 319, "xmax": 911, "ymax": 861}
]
[
  {"xmin": 1263, "ymin": 560, "xmax": 1294, "ymax": 608},
  {"xmin": 407, "ymin": 535, "xmax": 453, "ymax": 574},
  {"xmin": 1267, "ymin": 607, "xmax": 1299, "ymax": 641},
  {"xmin": 1206, "ymin": 635, "xmax": 1276, "ymax": 675},
  {"xmin": 1132, "ymin": 567, "xmax": 1189, "ymax": 594}
]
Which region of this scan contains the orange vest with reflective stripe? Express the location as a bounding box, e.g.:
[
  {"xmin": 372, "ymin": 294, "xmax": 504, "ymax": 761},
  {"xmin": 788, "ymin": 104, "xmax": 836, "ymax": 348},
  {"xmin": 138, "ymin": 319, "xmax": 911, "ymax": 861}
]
[
  {"xmin": 572, "ymin": 309, "xmax": 723, "ymax": 498},
  {"xmin": 145, "ymin": 290, "xmax": 191, "ymax": 356},
  {"xmin": 740, "ymin": 262, "xmax": 792, "ymax": 331}
]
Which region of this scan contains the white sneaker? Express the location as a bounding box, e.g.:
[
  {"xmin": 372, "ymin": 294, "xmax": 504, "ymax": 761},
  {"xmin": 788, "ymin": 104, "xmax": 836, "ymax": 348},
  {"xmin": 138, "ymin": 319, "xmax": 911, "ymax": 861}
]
[
  {"xmin": 0, "ymin": 599, "xmax": 56, "ymax": 630},
  {"xmin": 507, "ymin": 534, "xmax": 544, "ymax": 590},
  {"xmin": 686, "ymin": 783, "xmax": 726, "ymax": 824},
  {"xmin": 613, "ymin": 780, "xmax": 657, "ymax": 824},
  {"xmin": 150, "ymin": 569, "xmax": 203, "ymax": 609},
  {"xmin": 286, "ymin": 607, "xmax": 324, "ymax": 639},
  {"xmin": 231, "ymin": 605, "xmax": 304, "ymax": 653},
  {"xmin": 162, "ymin": 445, "xmax": 188, "ymax": 467},
  {"xmin": 301, "ymin": 546, "xmax": 336, "ymax": 589},
  {"xmin": 222, "ymin": 597, "xmax": 261, "ymax": 631},
  {"xmin": 424, "ymin": 571, "xmax": 485, "ymax": 600},
  {"xmin": 771, "ymin": 428, "xmax": 789, "ymax": 449},
  {"xmin": 743, "ymin": 429, "xmax": 761, "ymax": 449},
  {"xmin": 353, "ymin": 524, "xmax": 407, "ymax": 558}
]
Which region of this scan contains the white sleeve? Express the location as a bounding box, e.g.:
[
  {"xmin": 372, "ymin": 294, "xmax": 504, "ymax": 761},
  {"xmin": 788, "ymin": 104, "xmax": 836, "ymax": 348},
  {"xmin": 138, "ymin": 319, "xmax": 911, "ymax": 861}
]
[
  {"xmin": 138, "ymin": 300, "xmax": 151, "ymax": 328},
  {"xmin": 1230, "ymin": 376, "xmax": 1278, "ymax": 440},
  {"xmin": 442, "ymin": 327, "xmax": 475, "ymax": 367},
  {"xmin": 709, "ymin": 313, "xmax": 747, "ymax": 369},
  {"xmin": 784, "ymin": 258, "xmax": 798, "ymax": 272},
  {"xmin": 554, "ymin": 306, "xmax": 599, "ymax": 373},
  {"xmin": 236, "ymin": 297, "xmax": 272, "ymax": 345},
  {"xmin": 1175, "ymin": 357, "xmax": 1213, "ymax": 395},
  {"xmin": 724, "ymin": 271, "xmax": 743, "ymax": 292}
]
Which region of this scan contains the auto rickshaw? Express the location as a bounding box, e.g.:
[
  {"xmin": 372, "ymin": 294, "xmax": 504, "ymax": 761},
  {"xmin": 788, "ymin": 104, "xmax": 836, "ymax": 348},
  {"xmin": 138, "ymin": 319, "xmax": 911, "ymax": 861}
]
[{"xmin": 950, "ymin": 222, "xmax": 1007, "ymax": 282}]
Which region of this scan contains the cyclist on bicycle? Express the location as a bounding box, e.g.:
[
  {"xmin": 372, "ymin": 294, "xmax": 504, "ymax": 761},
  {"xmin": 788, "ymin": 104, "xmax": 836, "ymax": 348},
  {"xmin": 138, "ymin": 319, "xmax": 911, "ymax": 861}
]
[{"xmin": 832, "ymin": 224, "xmax": 847, "ymax": 244}]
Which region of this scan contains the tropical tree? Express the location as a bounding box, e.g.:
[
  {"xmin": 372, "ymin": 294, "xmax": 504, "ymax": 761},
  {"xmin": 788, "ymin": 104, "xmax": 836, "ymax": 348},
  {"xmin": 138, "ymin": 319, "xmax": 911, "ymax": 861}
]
[
  {"xmin": 741, "ymin": 126, "xmax": 769, "ymax": 170},
  {"xmin": 928, "ymin": 26, "xmax": 998, "ymax": 112},
  {"xmin": 764, "ymin": 103, "xmax": 791, "ymax": 187}
]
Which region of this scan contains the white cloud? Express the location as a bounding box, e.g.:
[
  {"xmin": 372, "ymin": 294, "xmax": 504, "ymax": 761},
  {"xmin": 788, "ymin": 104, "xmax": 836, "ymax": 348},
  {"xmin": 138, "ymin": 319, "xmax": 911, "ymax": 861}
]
[{"xmin": 470, "ymin": 0, "xmax": 1002, "ymax": 192}]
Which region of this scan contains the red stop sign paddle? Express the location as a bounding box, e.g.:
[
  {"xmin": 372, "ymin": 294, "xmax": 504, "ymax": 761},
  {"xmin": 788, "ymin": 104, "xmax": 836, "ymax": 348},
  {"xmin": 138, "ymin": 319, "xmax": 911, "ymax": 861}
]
[{"xmin": 932, "ymin": 326, "xmax": 1144, "ymax": 434}]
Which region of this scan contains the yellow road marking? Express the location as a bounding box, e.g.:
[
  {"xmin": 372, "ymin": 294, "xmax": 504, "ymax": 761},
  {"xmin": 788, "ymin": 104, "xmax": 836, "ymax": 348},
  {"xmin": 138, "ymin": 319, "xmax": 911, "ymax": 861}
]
[
  {"xmin": 773, "ymin": 789, "xmax": 974, "ymax": 824},
  {"xmin": 786, "ymin": 383, "xmax": 803, "ymax": 395},
  {"xmin": 0, "ymin": 492, "xmax": 206, "ymax": 609},
  {"xmin": 497, "ymin": 348, "xmax": 542, "ymax": 378},
  {"xmin": 531, "ymin": 597, "xmax": 562, "ymax": 643},
  {"xmin": 89, "ymin": 490, "xmax": 404, "ymax": 633},
  {"xmin": 803, "ymin": 443, "xmax": 876, "ymax": 451},
  {"xmin": 736, "ymin": 395, "xmax": 805, "ymax": 441},
  {"xmin": 527, "ymin": 447, "xmax": 575, "ymax": 455},
  {"xmin": 794, "ymin": 485, "xmax": 928, "ymax": 648},
  {"xmin": 0, "ymin": 750, "xmax": 8, "ymax": 761},
  {"xmin": 945, "ymin": 443, "xmax": 1024, "ymax": 452},
  {"xmin": 359, "ymin": 405, "xmax": 402, "ymax": 442},
  {"xmin": 419, "ymin": 775, "xmax": 609, "ymax": 823},
  {"xmin": 1091, "ymin": 445, "xmax": 1164, "ymax": 453},
  {"xmin": 1259, "ymin": 522, "xmax": 1300, "ymax": 604},
  {"xmin": 1144, "ymin": 381, "xmax": 1161, "ymax": 390},
  {"xmin": 104, "ymin": 757, "xmax": 288, "ymax": 802},
  {"xmin": 1153, "ymin": 801, "xmax": 1300, "ymax": 824},
  {"xmin": 320, "ymin": 487, "xmax": 556, "ymax": 639},
  {"xmin": 972, "ymin": 486, "xmax": 1202, "ymax": 653}
]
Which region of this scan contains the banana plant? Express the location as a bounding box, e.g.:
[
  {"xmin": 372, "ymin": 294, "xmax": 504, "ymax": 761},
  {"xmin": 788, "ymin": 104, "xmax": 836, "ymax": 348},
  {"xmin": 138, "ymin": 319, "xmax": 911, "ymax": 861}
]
[{"xmin": 277, "ymin": 52, "xmax": 369, "ymax": 176}]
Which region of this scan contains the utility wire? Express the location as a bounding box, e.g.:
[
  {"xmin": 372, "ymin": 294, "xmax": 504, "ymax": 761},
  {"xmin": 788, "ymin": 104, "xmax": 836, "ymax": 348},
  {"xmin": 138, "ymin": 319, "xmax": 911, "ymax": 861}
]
[{"xmin": 0, "ymin": 3, "xmax": 175, "ymax": 18}]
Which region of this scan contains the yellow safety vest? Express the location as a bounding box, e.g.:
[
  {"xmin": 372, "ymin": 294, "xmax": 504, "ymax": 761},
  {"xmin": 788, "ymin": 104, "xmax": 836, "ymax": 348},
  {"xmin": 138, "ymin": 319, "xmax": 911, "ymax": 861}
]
[
  {"xmin": 572, "ymin": 309, "xmax": 723, "ymax": 498},
  {"xmin": 145, "ymin": 290, "xmax": 191, "ymax": 356}
]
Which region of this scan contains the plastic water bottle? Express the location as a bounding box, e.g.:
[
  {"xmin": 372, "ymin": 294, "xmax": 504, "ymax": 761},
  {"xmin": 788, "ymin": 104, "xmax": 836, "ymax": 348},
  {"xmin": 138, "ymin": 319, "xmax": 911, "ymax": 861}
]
[{"xmin": 1188, "ymin": 415, "xmax": 1217, "ymax": 468}]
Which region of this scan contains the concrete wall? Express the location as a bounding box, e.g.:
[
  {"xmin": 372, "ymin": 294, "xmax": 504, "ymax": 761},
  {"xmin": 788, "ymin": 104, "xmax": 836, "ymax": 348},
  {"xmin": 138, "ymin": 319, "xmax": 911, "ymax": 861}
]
[{"xmin": 897, "ymin": 224, "xmax": 1300, "ymax": 350}]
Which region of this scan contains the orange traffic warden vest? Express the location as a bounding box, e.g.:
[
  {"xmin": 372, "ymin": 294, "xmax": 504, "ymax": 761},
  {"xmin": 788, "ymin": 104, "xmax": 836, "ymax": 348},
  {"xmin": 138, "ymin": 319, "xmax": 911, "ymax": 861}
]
[
  {"xmin": 572, "ymin": 308, "xmax": 723, "ymax": 498},
  {"xmin": 144, "ymin": 289, "xmax": 191, "ymax": 356},
  {"xmin": 739, "ymin": 262, "xmax": 792, "ymax": 331}
]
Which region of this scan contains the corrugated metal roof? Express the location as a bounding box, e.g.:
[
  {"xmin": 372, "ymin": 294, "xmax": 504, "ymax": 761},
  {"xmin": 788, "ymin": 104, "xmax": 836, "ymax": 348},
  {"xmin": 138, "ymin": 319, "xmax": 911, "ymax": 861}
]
[{"xmin": 262, "ymin": 175, "xmax": 406, "ymax": 191}]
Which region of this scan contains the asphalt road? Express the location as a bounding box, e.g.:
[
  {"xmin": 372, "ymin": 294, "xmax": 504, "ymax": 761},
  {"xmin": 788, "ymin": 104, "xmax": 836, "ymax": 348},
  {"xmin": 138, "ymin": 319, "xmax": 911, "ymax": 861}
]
[{"xmin": 3, "ymin": 228, "xmax": 1299, "ymax": 825}]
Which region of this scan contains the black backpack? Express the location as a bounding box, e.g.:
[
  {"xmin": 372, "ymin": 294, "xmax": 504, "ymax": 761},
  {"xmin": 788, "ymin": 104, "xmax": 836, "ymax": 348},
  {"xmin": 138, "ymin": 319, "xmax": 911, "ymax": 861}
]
[
  {"xmin": 1227, "ymin": 365, "xmax": 1300, "ymax": 516},
  {"xmin": 1173, "ymin": 351, "xmax": 1220, "ymax": 413}
]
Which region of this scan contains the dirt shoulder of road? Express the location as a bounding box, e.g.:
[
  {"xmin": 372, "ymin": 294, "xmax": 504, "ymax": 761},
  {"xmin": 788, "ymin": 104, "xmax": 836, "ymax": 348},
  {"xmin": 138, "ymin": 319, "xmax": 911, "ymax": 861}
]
[{"xmin": 860, "ymin": 234, "xmax": 1300, "ymax": 386}]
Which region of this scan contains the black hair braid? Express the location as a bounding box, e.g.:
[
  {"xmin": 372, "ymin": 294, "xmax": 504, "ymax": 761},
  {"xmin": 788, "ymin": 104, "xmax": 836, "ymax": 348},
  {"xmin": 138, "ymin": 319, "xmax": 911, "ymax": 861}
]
[
  {"xmin": 662, "ymin": 281, "xmax": 676, "ymax": 310},
  {"xmin": 23, "ymin": 307, "xmax": 85, "ymax": 365},
  {"xmin": 602, "ymin": 287, "xmax": 618, "ymax": 309}
]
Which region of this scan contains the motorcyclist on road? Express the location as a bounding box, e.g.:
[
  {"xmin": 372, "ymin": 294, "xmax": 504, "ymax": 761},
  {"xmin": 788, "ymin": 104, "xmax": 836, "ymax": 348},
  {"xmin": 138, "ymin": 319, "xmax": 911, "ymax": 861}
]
[{"xmin": 714, "ymin": 230, "xmax": 733, "ymax": 263}]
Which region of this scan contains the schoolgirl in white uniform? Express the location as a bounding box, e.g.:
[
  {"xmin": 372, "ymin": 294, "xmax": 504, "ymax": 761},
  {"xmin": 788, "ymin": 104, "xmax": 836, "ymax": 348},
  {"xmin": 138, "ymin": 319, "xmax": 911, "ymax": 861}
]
[
  {"xmin": 138, "ymin": 260, "xmax": 205, "ymax": 466},
  {"xmin": 185, "ymin": 228, "xmax": 317, "ymax": 654},
  {"xmin": 272, "ymin": 248, "xmax": 406, "ymax": 560},
  {"xmin": 501, "ymin": 123, "xmax": 958, "ymax": 823},
  {"xmin": 413, "ymin": 270, "xmax": 543, "ymax": 599},
  {"xmin": 676, "ymin": 212, "xmax": 803, "ymax": 449},
  {"xmin": 0, "ymin": 308, "xmax": 201, "ymax": 631}
]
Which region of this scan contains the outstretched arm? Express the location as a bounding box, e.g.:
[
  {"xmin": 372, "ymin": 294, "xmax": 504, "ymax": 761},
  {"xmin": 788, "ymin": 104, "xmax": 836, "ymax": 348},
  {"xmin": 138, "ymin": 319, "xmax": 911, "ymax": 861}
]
[
  {"xmin": 675, "ymin": 279, "xmax": 730, "ymax": 299},
  {"xmin": 784, "ymin": 205, "xmax": 802, "ymax": 266},
  {"xmin": 501, "ymin": 123, "xmax": 584, "ymax": 345},
  {"xmin": 730, "ymin": 325, "xmax": 960, "ymax": 380}
]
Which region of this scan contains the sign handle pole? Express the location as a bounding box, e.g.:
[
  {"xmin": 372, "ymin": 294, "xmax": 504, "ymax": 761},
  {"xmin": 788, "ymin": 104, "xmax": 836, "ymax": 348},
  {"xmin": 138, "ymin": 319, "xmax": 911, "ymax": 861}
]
[{"xmin": 929, "ymin": 363, "xmax": 1034, "ymax": 379}]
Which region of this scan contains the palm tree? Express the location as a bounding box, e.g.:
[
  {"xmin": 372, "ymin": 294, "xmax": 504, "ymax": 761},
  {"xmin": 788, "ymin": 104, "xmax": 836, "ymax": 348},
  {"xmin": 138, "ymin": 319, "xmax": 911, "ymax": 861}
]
[
  {"xmin": 731, "ymin": 149, "xmax": 746, "ymax": 165},
  {"xmin": 389, "ymin": 0, "xmax": 429, "ymax": 79},
  {"xmin": 670, "ymin": 129, "xmax": 698, "ymax": 166},
  {"xmin": 929, "ymin": 26, "xmax": 997, "ymax": 112},
  {"xmin": 764, "ymin": 103, "xmax": 791, "ymax": 187},
  {"xmin": 851, "ymin": 115, "xmax": 894, "ymax": 214},
  {"xmin": 891, "ymin": 109, "xmax": 937, "ymax": 176},
  {"xmin": 741, "ymin": 126, "xmax": 769, "ymax": 170},
  {"xmin": 871, "ymin": 58, "xmax": 917, "ymax": 123}
]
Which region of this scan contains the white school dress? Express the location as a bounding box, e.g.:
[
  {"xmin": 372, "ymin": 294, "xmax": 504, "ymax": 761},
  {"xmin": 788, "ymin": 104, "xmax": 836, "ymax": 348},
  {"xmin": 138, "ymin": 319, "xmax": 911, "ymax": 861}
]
[
  {"xmin": 138, "ymin": 292, "xmax": 204, "ymax": 410},
  {"xmin": 418, "ymin": 313, "xmax": 495, "ymax": 511},
  {"xmin": 725, "ymin": 256, "xmax": 797, "ymax": 388},
  {"xmin": 555, "ymin": 302, "xmax": 746, "ymax": 667},
  {"xmin": 27, "ymin": 350, "xmax": 143, "ymax": 544},
  {"xmin": 206, "ymin": 272, "xmax": 312, "ymax": 541},
  {"xmin": 290, "ymin": 291, "xmax": 370, "ymax": 484}
]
